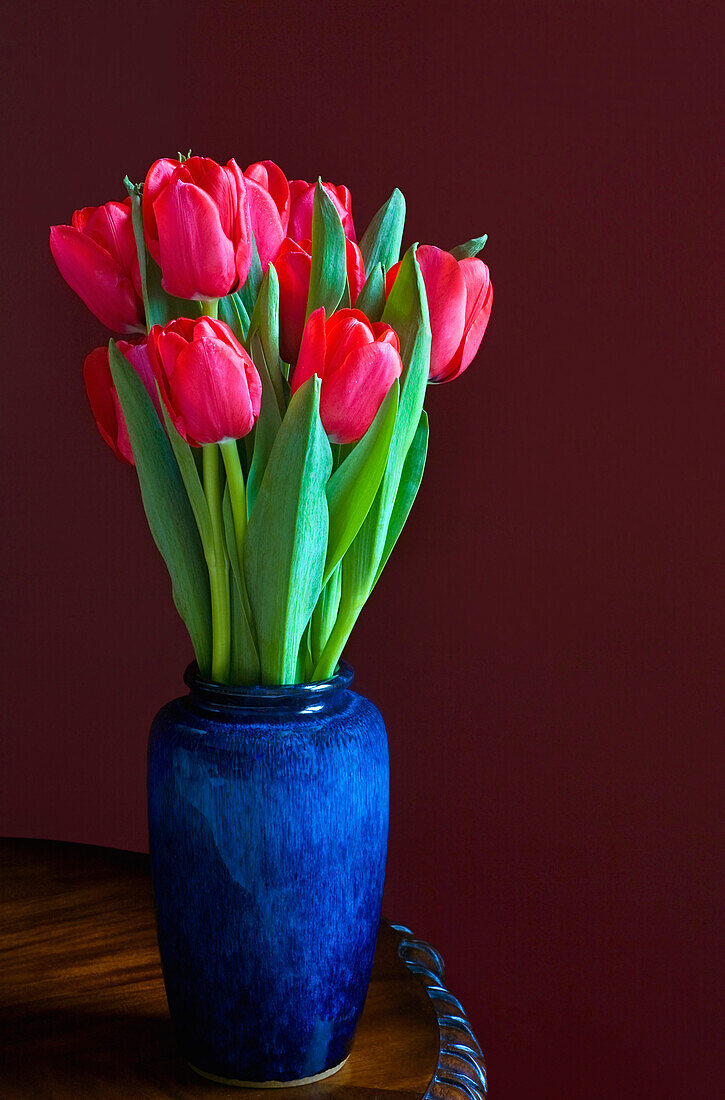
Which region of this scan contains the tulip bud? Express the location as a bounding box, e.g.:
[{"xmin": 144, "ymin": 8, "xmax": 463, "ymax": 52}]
[
  {"xmin": 50, "ymin": 199, "xmax": 144, "ymax": 333},
  {"xmin": 147, "ymin": 317, "xmax": 262, "ymax": 446},
  {"xmin": 288, "ymin": 179, "xmax": 357, "ymax": 244},
  {"xmin": 290, "ymin": 307, "xmax": 401, "ymax": 444},
  {"xmin": 142, "ymin": 156, "xmax": 253, "ymax": 301},
  {"xmin": 84, "ymin": 339, "xmax": 158, "ymax": 464},
  {"xmin": 274, "ymin": 237, "xmax": 366, "ymax": 364},
  {"xmin": 386, "ymin": 244, "xmax": 493, "ymax": 383},
  {"xmin": 243, "ymin": 160, "xmax": 290, "ymax": 272}
]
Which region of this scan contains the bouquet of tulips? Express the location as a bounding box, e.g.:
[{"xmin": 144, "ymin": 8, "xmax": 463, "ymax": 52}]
[{"xmin": 50, "ymin": 156, "xmax": 492, "ymax": 685}]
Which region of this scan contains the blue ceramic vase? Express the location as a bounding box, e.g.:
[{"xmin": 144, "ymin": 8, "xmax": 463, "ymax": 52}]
[{"xmin": 147, "ymin": 661, "xmax": 389, "ymax": 1086}]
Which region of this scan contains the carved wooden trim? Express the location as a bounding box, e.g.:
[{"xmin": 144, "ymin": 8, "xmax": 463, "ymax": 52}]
[{"xmin": 390, "ymin": 924, "xmax": 488, "ymax": 1099}]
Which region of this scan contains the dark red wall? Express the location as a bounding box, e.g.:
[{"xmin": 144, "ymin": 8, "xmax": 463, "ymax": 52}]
[{"xmin": 2, "ymin": 1, "xmax": 721, "ymax": 1095}]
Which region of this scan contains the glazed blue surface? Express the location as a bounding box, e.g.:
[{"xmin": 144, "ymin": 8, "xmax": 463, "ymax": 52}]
[{"xmin": 147, "ymin": 662, "xmax": 389, "ymax": 1083}]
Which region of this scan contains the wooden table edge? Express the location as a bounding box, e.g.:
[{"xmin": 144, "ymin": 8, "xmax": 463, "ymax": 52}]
[{"xmin": 0, "ymin": 837, "xmax": 487, "ymax": 1098}]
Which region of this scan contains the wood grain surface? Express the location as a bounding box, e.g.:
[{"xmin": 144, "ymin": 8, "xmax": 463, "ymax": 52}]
[{"xmin": 0, "ymin": 838, "xmax": 440, "ymax": 1099}]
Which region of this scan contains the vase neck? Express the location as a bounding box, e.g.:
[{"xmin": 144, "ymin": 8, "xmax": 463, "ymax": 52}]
[{"xmin": 182, "ymin": 661, "xmax": 354, "ymax": 716}]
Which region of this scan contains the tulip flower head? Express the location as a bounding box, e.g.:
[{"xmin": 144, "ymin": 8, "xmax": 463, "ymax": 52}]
[
  {"xmin": 243, "ymin": 160, "xmax": 291, "ymax": 271},
  {"xmin": 148, "ymin": 317, "xmax": 262, "ymax": 447},
  {"xmin": 50, "ymin": 199, "xmax": 144, "ymax": 333},
  {"xmin": 142, "ymin": 156, "xmax": 253, "ymax": 301},
  {"xmin": 291, "ymin": 308, "xmax": 402, "ymax": 444},
  {"xmin": 287, "ymin": 179, "xmax": 357, "ymax": 243},
  {"xmin": 275, "ymin": 237, "xmax": 366, "ymax": 365},
  {"xmin": 387, "ymin": 245, "xmax": 493, "ymax": 383},
  {"xmin": 84, "ymin": 339, "xmax": 158, "ymax": 464}
]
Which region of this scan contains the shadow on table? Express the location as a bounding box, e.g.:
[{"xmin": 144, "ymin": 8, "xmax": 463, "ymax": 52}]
[
  {"xmin": 0, "ymin": 1005, "xmax": 410, "ymax": 1100},
  {"xmin": 0, "ymin": 1006, "xmax": 205, "ymax": 1097}
]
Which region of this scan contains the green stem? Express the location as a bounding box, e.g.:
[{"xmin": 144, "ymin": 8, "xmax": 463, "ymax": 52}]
[
  {"xmin": 219, "ymin": 440, "xmax": 247, "ymax": 545},
  {"xmin": 201, "ymin": 299, "xmax": 219, "ymax": 320},
  {"xmin": 202, "ymin": 444, "xmax": 230, "ymax": 682},
  {"xmin": 219, "ymin": 439, "xmax": 250, "ymax": 626},
  {"xmin": 311, "ymin": 604, "xmax": 361, "ymax": 681}
]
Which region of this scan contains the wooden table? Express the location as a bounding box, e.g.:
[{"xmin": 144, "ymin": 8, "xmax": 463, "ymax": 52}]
[{"xmin": 0, "ymin": 839, "xmax": 486, "ymax": 1099}]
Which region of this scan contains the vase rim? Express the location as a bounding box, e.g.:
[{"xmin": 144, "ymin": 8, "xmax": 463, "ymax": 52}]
[{"xmin": 183, "ymin": 661, "xmax": 354, "ymax": 711}]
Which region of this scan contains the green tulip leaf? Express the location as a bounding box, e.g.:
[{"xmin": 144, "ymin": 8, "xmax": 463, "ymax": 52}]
[
  {"xmin": 218, "ymin": 291, "xmax": 250, "ymax": 343},
  {"xmin": 309, "ymin": 563, "xmax": 342, "ymax": 668},
  {"xmin": 247, "ymin": 332, "xmax": 283, "ymax": 516},
  {"xmin": 359, "ymin": 188, "xmax": 406, "ymax": 273},
  {"xmin": 372, "ymin": 410, "xmax": 428, "ymax": 588},
  {"xmin": 306, "ymin": 180, "xmax": 347, "ymax": 320},
  {"xmin": 312, "ymin": 247, "xmax": 431, "ymax": 679},
  {"xmin": 355, "ymin": 262, "xmax": 386, "ymax": 322},
  {"xmin": 248, "ymin": 265, "xmax": 285, "ymax": 416},
  {"xmin": 244, "ymin": 376, "xmax": 332, "ymax": 683},
  {"xmin": 124, "ymin": 177, "xmax": 197, "ymax": 327},
  {"xmin": 378, "ymin": 244, "xmax": 431, "ymax": 477},
  {"xmin": 159, "ymin": 400, "xmax": 213, "ymax": 551},
  {"xmin": 450, "ymin": 234, "xmax": 488, "ymax": 260},
  {"xmin": 108, "ymin": 340, "xmax": 212, "ymax": 673},
  {"xmin": 237, "ymin": 233, "xmax": 263, "ymax": 321},
  {"xmin": 324, "ymin": 379, "xmax": 399, "ymax": 583}
]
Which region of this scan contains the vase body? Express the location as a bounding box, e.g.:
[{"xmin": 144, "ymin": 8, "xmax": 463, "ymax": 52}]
[{"xmin": 147, "ymin": 661, "xmax": 389, "ymax": 1086}]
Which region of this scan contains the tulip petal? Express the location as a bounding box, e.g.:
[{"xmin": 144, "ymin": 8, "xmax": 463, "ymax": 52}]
[
  {"xmin": 84, "ymin": 346, "xmax": 133, "ymax": 464},
  {"xmin": 155, "ymin": 329, "xmax": 189, "ymax": 383},
  {"xmin": 274, "ymin": 238, "xmax": 312, "ymax": 364},
  {"xmin": 291, "ymin": 307, "xmax": 326, "ymax": 394},
  {"xmin": 153, "ymin": 179, "xmax": 237, "ymax": 300},
  {"xmin": 245, "ymin": 177, "xmax": 286, "ymax": 271},
  {"xmin": 194, "ymin": 315, "xmax": 247, "ymax": 356},
  {"xmin": 370, "ymin": 322, "xmax": 400, "ymax": 351},
  {"xmin": 346, "ymin": 239, "xmax": 366, "ymax": 303},
  {"xmin": 170, "ymin": 337, "xmax": 260, "ymax": 445},
  {"xmin": 321, "ymin": 341, "xmax": 402, "ymax": 444},
  {"xmin": 245, "ymin": 160, "xmax": 290, "ymax": 230},
  {"xmin": 226, "ymin": 158, "xmax": 254, "ymax": 288},
  {"xmin": 414, "ymin": 245, "xmax": 467, "ymax": 381},
  {"xmin": 142, "ymin": 158, "xmax": 179, "ymax": 261},
  {"xmin": 325, "ymin": 313, "xmax": 374, "ymax": 378},
  {"xmin": 50, "ymin": 225, "xmax": 143, "ymax": 333},
  {"xmin": 117, "ymin": 339, "xmax": 161, "ymax": 415},
  {"xmin": 82, "ymin": 200, "xmax": 137, "ymax": 276},
  {"xmin": 442, "ymin": 260, "xmax": 493, "ymax": 382},
  {"xmin": 332, "ymin": 184, "xmax": 356, "ymax": 242},
  {"xmin": 178, "ymin": 157, "xmax": 238, "ymax": 238}
]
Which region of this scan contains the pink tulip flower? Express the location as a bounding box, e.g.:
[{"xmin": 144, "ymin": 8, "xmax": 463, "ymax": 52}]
[
  {"xmin": 147, "ymin": 317, "xmax": 262, "ymax": 446},
  {"xmin": 274, "ymin": 237, "xmax": 366, "ymax": 365},
  {"xmin": 50, "ymin": 199, "xmax": 144, "ymax": 334},
  {"xmin": 243, "ymin": 160, "xmax": 290, "ymax": 271},
  {"xmin": 386, "ymin": 245, "xmax": 493, "ymax": 383},
  {"xmin": 287, "ymin": 179, "xmax": 357, "ymax": 243},
  {"xmin": 83, "ymin": 339, "xmax": 158, "ymax": 464},
  {"xmin": 142, "ymin": 156, "xmax": 253, "ymax": 301},
  {"xmin": 291, "ymin": 308, "xmax": 401, "ymax": 444}
]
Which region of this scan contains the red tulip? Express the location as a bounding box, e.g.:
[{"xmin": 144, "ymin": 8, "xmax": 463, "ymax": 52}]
[
  {"xmin": 147, "ymin": 317, "xmax": 262, "ymax": 446},
  {"xmin": 83, "ymin": 339, "xmax": 158, "ymax": 464},
  {"xmin": 287, "ymin": 179, "xmax": 357, "ymax": 243},
  {"xmin": 142, "ymin": 156, "xmax": 253, "ymax": 301},
  {"xmin": 291, "ymin": 308, "xmax": 401, "ymax": 444},
  {"xmin": 274, "ymin": 237, "xmax": 366, "ymax": 365},
  {"xmin": 244, "ymin": 160, "xmax": 290, "ymax": 271},
  {"xmin": 50, "ymin": 199, "xmax": 144, "ymax": 333},
  {"xmin": 386, "ymin": 245, "xmax": 493, "ymax": 383}
]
